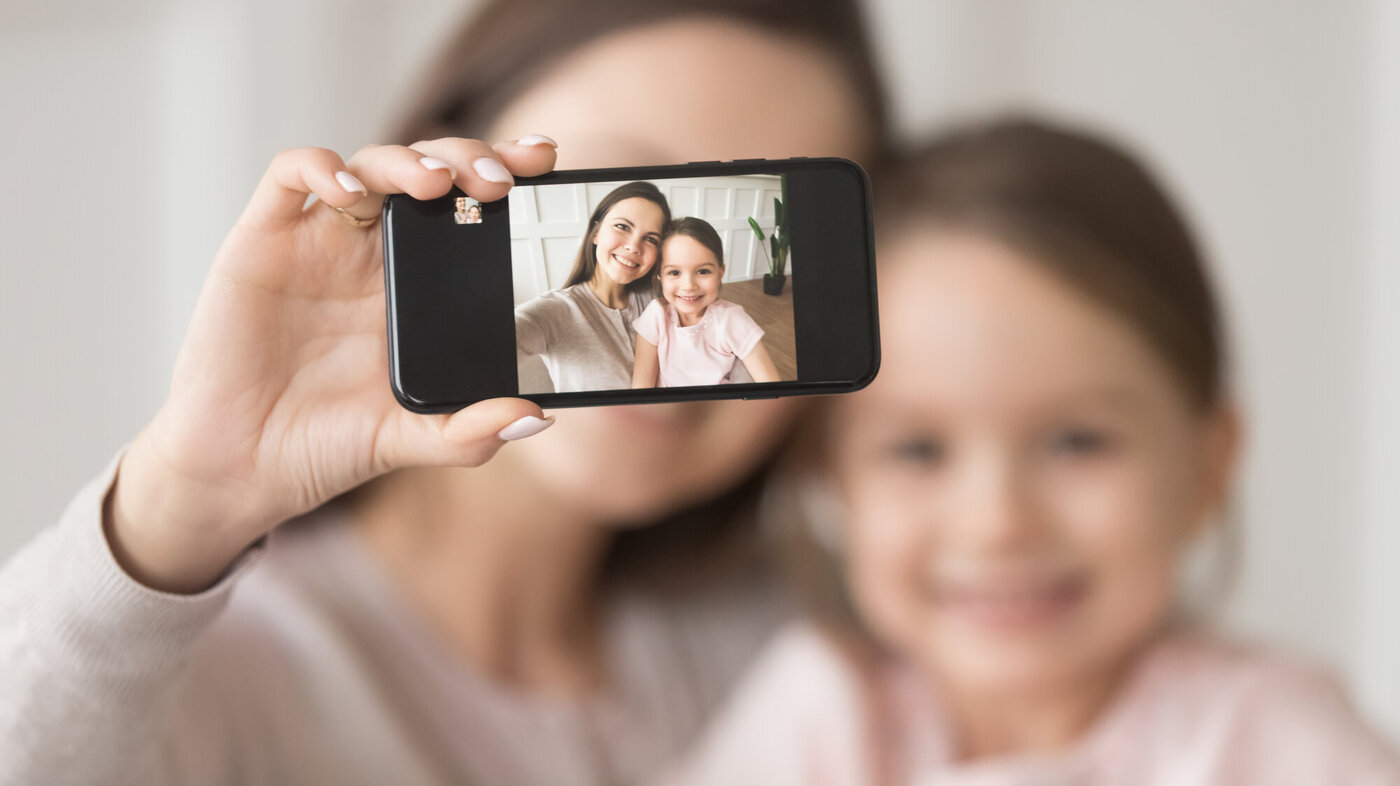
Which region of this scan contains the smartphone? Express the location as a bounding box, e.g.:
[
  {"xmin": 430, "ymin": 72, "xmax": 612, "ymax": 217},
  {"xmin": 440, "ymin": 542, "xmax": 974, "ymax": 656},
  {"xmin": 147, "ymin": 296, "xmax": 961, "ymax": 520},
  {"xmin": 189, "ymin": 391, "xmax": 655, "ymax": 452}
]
[{"xmin": 383, "ymin": 157, "xmax": 878, "ymax": 412}]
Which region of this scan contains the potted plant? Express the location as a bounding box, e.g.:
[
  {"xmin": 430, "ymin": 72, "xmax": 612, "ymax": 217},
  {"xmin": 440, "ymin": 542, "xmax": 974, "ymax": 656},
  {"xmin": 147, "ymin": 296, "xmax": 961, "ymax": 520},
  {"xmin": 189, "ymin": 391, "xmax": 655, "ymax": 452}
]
[{"xmin": 748, "ymin": 186, "xmax": 789, "ymax": 296}]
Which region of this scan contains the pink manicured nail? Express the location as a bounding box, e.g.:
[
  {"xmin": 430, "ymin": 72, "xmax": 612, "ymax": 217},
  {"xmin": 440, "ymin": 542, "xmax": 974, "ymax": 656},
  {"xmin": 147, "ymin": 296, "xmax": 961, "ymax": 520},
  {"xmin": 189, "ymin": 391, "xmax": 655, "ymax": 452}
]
[
  {"xmin": 515, "ymin": 134, "xmax": 558, "ymax": 148},
  {"xmin": 335, "ymin": 171, "xmax": 368, "ymax": 196},
  {"xmin": 498, "ymin": 415, "xmax": 555, "ymax": 441},
  {"xmin": 472, "ymin": 157, "xmax": 513, "ymax": 184},
  {"xmin": 419, "ymin": 156, "xmax": 457, "ymax": 179}
]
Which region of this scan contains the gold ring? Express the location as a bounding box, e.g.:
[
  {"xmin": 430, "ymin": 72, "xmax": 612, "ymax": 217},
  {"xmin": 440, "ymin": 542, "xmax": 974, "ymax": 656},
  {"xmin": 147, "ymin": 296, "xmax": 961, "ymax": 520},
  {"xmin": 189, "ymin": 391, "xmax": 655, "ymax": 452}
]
[{"xmin": 326, "ymin": 202, "xmax": 379, "ymax": 228}]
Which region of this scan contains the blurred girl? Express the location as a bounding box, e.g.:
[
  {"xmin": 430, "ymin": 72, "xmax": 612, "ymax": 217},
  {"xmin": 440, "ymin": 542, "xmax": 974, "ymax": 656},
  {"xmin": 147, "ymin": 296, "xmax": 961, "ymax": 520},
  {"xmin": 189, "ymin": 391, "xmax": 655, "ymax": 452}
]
[
  {"xmin": 632, "ymin": 217, "xmax": 781, "ymax": 388},
  {"xmin": 671, "ymin": 119, "xmax": 1400, "ymax": 784}
]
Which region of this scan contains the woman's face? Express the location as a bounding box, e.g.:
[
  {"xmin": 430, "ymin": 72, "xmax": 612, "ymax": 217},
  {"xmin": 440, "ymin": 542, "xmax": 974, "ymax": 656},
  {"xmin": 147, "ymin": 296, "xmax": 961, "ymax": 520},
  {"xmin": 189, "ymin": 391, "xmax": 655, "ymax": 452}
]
[
  {"xmin": 660, "ymin": 235, "xmax": 723, "ymax": 323},
  {"xmin": 592, "ymin": 197, "xmax": 664, "ymax": 286},
  {"xmin": 483, "ymin": 17, "xmax": 868, "ymax": 522},
  {"xmin": 827, "ymin": 227, "xmax": 1235, "ymax": 698}
]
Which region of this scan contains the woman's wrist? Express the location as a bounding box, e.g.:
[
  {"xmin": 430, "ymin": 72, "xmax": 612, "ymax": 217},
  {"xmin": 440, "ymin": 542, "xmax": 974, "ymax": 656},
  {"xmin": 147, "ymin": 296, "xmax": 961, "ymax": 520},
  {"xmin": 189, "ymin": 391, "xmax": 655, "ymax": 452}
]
[{"xmin": 103, "ymin": 431, "xmax": 269, "ymax": 594}]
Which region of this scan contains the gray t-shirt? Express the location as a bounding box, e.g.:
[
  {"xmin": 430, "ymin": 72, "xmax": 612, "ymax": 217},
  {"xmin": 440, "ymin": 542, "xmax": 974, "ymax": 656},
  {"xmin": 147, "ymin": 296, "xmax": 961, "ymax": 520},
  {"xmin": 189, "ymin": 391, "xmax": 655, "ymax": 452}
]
[{"xmin": 516, "ymin": 284, "xmax": 654, "ymax": 394}]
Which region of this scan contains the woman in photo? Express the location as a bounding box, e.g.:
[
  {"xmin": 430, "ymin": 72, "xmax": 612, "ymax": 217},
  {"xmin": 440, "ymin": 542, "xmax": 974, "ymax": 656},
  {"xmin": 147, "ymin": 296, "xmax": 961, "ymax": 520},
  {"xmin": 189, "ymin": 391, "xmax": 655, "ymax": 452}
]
[{"xmin": 515, "ymin": 181, "xmax": 670, "ymax": 393}]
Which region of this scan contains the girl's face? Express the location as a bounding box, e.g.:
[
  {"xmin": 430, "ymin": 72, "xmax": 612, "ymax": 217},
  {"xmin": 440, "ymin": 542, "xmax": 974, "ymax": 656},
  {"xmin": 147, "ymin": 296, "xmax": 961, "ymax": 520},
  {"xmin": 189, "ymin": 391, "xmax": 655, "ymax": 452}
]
[
  {"xmin": 593, "ymin": 197, "xmax": 664, "ymax": 286},
  {"xmin": 467, "ymin": 205, "xmax": 481, "ymax": 220},
  {"xmin": 481, "ymin": 18, "xmax": 866, "ymax": 522},
  {"xmin": 660, "ymin": 235, "xmax": 723, "ymax": 324},
  {"xmin": 828, "ymin": 227, "xmax": 1236, "ymax": 698}
]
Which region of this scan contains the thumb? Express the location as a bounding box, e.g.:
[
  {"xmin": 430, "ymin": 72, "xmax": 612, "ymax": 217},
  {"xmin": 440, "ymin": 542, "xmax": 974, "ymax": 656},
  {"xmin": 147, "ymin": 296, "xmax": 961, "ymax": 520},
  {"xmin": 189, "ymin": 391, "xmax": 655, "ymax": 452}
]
[{"xmin": 383, "ymin": 398, "xmax": 554, "ymax": 470}]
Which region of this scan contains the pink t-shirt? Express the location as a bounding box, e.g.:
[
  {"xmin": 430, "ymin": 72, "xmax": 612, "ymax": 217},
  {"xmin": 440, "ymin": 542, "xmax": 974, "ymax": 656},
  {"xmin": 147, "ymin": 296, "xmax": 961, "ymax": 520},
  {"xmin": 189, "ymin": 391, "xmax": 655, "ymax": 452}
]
[
  {"xmin": 666, "ymin": 624, "xmax": 1400, "ymax": 786},
  {"xmin": 633, "ymin": 298, "xmax": 764, "ymax": 387}
]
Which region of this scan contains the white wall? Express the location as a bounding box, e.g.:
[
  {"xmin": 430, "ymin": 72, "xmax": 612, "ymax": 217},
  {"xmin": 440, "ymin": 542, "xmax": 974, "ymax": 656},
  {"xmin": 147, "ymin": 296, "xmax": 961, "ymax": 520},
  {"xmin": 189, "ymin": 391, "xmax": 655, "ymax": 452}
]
[{"xmin": 2, "ymin": 0, "xmax": 1397, "ymax": 740}]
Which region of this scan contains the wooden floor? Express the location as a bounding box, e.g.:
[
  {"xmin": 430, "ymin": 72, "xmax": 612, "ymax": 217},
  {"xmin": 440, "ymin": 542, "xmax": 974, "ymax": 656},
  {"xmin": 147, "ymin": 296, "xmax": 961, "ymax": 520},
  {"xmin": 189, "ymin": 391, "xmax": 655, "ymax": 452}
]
[{"xmin": 724, "ymin": 277, "xmax": 797, "ymax": 381}]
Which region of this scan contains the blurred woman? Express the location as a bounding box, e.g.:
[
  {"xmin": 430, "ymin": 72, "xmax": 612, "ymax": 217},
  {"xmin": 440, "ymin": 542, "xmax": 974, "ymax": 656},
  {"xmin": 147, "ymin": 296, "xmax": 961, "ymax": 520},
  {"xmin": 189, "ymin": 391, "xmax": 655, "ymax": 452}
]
[{"xmin": 0, "ymin": 1, "xmax": 889, "ymax": 784}]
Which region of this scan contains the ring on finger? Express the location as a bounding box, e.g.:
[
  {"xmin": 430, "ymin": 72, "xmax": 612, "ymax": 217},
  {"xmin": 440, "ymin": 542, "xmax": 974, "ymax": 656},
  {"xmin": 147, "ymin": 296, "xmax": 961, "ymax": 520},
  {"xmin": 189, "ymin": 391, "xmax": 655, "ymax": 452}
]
[{"xmin": 323, "ymin": 200, "xmax": 380, "ymax": 228}]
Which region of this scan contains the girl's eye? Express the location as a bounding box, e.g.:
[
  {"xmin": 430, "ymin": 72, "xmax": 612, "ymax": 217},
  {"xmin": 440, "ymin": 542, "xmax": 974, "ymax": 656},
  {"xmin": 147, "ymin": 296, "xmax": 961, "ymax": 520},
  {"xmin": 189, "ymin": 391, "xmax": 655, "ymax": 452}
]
[
  {"xmin": 886, "ymin": 436, "xmax": 946, "ymax": 467},
  {"xmin": 1048, "ymin": 427, "xmax": 1112, "ymax": 457}
]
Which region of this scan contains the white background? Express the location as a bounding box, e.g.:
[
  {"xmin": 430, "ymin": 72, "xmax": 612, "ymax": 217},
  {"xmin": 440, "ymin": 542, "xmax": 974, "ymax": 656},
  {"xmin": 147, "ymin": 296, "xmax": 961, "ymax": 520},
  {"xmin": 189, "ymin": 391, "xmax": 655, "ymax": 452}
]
[
  {"xmin": 2, "ymin": 0, "xmax": 1397, "ymax": 739},
  {"xmin": 508, "ymin": 175, "xmax": 784, "ymax": 305}
]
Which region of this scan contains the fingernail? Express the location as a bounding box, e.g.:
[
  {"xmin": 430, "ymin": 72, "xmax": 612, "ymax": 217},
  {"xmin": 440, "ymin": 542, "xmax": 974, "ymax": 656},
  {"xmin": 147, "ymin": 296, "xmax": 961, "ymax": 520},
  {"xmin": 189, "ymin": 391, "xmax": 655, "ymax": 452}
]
[
  {"xmin": 335, "ymin": 171, "xmax": 368, "ymax": 196},
  {"xmin": 419, "ymin": 156, "xmax": 457, "ymax": 179},
  {"xmin": 515, "ymin": 134, "xmax": 558, "ymax": 148},
  {"xmin": 498, "ymin": 415, "xmax": 554, "ymax": 441},
  {"xmin": 472, "ymin": 157, "xmax": 513, "ymax": 184}
]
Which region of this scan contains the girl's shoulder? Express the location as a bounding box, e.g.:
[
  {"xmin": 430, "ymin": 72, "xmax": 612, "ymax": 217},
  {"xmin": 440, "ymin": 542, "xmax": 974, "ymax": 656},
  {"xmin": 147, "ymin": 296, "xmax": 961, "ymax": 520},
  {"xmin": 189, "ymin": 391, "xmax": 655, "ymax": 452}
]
[
  {"xmin": 662, "ymin": 622, "xmax": 878, "ymax": 786},
  {"xmin": 1091, "ymin": 631, "xmax": 1400, "ymax": 781}
]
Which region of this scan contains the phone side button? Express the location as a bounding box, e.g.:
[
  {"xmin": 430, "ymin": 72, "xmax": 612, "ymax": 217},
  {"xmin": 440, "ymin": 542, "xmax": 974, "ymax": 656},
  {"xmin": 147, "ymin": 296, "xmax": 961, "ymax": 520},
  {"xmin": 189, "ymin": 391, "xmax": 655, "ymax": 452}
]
[
  {"xmin": 730, "ymin": 158, "xmax": 766, "ymax": 164},
  {"xmin": 688, "ymin": 160, "xmax": 721, "ymax": 165},
  {"xmin": 742, "ymin": 394, "xmax": 781, "ymax": 400}
]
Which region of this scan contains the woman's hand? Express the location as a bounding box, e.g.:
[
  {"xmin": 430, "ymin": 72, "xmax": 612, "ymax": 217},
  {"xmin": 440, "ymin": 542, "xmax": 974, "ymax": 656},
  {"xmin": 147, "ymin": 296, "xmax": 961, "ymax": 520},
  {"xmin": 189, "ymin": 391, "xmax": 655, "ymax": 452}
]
[{"xmin": 107, "ymin": 137, "xmax": 558, "ymax": 593}]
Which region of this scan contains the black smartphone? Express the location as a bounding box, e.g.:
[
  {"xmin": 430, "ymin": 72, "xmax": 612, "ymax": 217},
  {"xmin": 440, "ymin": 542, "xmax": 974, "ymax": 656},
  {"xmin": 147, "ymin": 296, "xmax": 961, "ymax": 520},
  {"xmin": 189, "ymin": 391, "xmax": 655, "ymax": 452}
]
[{"xmin": 383, "ymin": 157, "xmax": 878, "ymax": 412}]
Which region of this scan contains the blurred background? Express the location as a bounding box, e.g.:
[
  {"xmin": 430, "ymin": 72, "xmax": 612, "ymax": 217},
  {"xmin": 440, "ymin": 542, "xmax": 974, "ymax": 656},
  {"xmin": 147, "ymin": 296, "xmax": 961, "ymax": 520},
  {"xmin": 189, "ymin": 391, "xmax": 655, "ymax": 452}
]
[{"xmin": 2, "ymin": 0, "xmax": 1396, "ymax": 740}]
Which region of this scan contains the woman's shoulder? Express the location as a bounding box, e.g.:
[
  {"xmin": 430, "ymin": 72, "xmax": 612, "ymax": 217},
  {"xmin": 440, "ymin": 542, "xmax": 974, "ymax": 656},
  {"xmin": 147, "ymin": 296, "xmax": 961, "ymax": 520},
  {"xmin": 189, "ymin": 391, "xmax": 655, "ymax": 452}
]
[{"xmin": 1095, "ymin": 631, "xmax": 1400, "ymax": 782}]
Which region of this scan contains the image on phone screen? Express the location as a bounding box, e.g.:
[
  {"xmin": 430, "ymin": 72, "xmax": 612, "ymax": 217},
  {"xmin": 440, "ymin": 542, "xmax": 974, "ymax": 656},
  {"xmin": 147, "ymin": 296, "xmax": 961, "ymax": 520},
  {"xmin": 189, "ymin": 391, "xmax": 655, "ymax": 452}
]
[{"xmin": 509, "ymin": 175, "xmax": 796, "ymax": 395}]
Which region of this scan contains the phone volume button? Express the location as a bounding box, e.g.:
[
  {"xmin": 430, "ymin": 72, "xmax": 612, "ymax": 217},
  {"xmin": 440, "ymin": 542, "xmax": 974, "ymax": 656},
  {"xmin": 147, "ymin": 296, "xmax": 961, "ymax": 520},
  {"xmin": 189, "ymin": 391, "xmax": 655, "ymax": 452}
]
[{"xmin": 687, "ymin": 160, "xmax": 721, "ymax": 166}]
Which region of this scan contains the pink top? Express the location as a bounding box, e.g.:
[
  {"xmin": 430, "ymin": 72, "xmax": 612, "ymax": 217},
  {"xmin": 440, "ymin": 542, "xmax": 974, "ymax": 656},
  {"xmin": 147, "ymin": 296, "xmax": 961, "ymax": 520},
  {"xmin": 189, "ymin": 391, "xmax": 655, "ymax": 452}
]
[
  {"xmin": 633, "ymin": 298, "xmax": 764, "ymax": 387},
  {"xmin": 666, "ymin": 623, "xmax": 1400, "ymax": 786}
]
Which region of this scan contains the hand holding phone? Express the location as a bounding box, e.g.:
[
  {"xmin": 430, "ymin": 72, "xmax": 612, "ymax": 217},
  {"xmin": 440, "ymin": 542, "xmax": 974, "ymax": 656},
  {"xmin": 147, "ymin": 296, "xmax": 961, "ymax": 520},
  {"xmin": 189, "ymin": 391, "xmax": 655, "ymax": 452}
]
[
  {"xmin": 384, "ymin": 158, "xmax": 880, "ymax": 411},
  {"xmin": 107, "ymin": 138, "xmax": 556, "ymax": 593}
]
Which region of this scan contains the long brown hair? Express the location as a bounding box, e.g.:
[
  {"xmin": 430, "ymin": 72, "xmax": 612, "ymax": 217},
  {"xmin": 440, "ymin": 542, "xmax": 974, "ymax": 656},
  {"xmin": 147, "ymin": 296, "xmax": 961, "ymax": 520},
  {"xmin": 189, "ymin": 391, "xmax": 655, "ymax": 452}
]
[
  {"xmin": 564, "ymin": 181, "xmax": 671, "ymax": 293},
  {"xmin": 389, "ymin": 0, "xmax": 890, "ymax": 148}
]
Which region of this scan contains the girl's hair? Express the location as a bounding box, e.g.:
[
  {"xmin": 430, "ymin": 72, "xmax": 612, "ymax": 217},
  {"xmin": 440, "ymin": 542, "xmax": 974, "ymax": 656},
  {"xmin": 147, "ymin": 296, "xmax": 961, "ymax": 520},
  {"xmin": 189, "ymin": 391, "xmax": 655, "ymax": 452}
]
[
  {"xmin": 565, "ymin": 181, "xmax": 672, "ymax": 293},
  {"xmin": 389, "ymin": 0, "xmax": 890, "ymax": 149},
  {"xmin": 664, "ymin": 216, "xmax": 726, "ymax": 267},
  {"xmin": 878, "ymin": 117, "xmax": 1227, "ymax": 410}
]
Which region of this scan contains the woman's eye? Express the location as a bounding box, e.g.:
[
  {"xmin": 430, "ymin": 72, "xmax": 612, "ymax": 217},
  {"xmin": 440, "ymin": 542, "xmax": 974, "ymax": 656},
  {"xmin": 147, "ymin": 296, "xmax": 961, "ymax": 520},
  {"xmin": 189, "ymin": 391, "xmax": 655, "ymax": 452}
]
[
  {"xmin": 1048, "ymin": 428, "xmax": 1112, "ymax": 456},
  {"xmin": 645, "ymin": 236, "xmax": 659, "ymax": 246}
]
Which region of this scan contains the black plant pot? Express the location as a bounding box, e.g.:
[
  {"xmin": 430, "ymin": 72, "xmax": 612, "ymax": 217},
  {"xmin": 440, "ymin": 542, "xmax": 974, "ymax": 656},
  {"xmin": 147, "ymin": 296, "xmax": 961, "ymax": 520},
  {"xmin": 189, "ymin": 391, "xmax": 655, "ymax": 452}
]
[{"xmin": 763, "ymin": 273, "xmax": 786, "ymax": 296}]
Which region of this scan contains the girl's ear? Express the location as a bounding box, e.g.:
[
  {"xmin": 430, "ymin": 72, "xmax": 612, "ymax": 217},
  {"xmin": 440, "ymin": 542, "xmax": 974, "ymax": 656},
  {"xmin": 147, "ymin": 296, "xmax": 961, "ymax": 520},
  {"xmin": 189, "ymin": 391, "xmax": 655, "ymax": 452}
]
[{"xmin": 1186, "ymin": 400, "xmax": 1244, "ymax": 540}]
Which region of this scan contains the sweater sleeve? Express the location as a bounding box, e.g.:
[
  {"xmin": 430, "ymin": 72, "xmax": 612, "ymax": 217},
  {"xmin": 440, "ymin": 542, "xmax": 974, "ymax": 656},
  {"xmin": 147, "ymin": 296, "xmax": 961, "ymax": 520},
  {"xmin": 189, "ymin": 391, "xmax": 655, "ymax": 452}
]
[{"xmin": 0, "ymin": 451, "xmax": 265, "ymax": 786}]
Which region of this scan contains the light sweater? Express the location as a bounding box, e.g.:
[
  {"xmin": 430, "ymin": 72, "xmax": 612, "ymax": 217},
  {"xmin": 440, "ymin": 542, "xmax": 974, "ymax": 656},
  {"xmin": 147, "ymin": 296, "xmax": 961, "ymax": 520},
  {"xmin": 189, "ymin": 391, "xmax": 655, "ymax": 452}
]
[
  {"xmin": 0, "ymin": 456, "xmax": 787, "ymax": 785},
  {"xmin": 668, "ymin": 623, "xmax": 1400, "ymax": 785},
  {"xmin": 515, "ymin": 284, "xmax": 654, "ymax": 394}
]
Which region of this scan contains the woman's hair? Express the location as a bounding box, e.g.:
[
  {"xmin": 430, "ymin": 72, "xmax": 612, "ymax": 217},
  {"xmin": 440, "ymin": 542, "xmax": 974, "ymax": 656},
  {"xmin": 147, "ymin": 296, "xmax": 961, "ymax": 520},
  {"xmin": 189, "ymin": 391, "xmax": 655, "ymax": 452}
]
[
  {"xmin": 389, "ymin": 0, "xmax": 890, "ymax": 149},
  {"xmin": 564, "ymin": 181, "xmax": 672, "ymax": 293},
  {"xmin": 664, "ymin": 216, "xmax": 727, "ymax": 267},
  {"xmin": 878, "ymin": 117, "xmax": 1227, "ymax": 410}
]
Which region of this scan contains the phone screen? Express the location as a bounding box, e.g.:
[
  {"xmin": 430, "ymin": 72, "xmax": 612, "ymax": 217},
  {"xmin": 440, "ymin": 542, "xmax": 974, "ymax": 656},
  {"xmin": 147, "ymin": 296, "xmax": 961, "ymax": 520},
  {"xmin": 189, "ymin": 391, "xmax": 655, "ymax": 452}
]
[{"xmin": 384, "ymin": 159, "xmax": 877, "ymax": 411}]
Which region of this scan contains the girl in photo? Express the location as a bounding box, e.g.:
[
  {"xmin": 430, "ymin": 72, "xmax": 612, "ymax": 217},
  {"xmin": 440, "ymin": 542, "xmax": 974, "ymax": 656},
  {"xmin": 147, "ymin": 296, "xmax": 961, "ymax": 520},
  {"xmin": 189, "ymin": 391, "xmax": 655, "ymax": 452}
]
[
  {"xmin": 515, "ymin": 180, "xmax": 669, "ymax": 392},
  {"xmin": 670, "ymin": 120, "xmax": 1400, "ymax": 784},
  {"xmin": 632, "ymin": 217, "xmax": 781, "ymax": 388}
]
